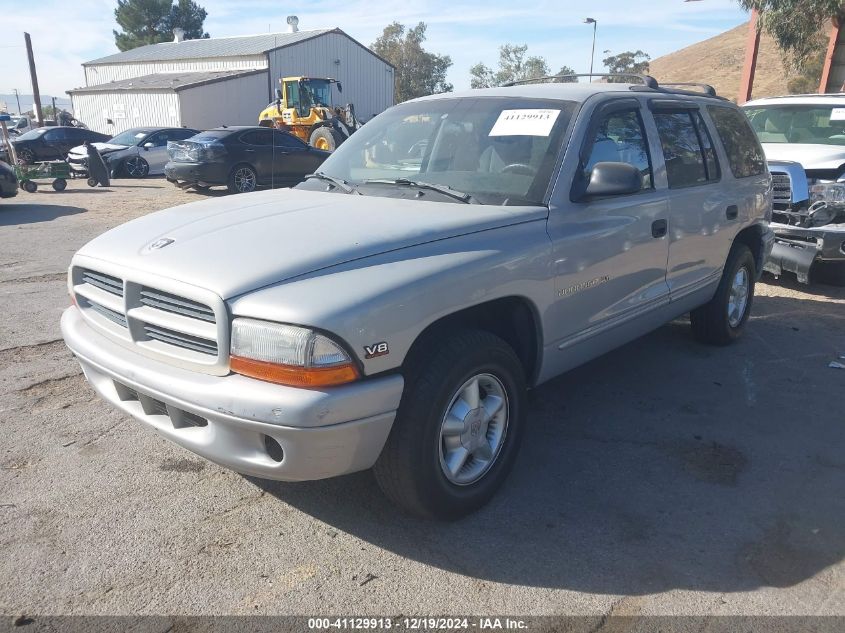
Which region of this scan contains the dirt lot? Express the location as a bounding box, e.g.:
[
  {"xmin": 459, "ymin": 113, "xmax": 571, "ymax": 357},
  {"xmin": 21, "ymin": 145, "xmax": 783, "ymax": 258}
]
[{"xmin": 0, "ymin": 177, "xmax": 843, "ymax": 619}]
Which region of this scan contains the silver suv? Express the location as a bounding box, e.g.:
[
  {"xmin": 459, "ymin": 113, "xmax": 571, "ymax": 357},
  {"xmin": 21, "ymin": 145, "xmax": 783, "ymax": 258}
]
[{"xmin": 62, "ymin": 76, "xmax": 774, "ymax": 519}]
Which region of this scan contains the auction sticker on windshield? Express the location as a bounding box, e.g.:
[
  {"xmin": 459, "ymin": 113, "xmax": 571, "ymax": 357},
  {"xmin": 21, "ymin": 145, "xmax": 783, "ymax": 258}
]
[{"xmin": 489, "ymin": 109, "xmax": 560, "ymax": 136}]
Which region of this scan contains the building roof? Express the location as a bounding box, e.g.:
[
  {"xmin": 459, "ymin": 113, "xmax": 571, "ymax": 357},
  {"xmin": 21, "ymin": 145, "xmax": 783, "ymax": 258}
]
[
  {"xmin": 67, "ymin": 69, "xmax": 268, "ymax": 94},
  {"xmin": 84, "ymin": 28, "xmax": 335, "ymax": 65}
]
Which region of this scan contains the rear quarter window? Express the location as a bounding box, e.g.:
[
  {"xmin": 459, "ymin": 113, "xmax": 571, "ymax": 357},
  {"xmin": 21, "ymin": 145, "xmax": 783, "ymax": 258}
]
[{"xmin": 707, "ymin": 106, "xmax": 766, "ymax": 178}]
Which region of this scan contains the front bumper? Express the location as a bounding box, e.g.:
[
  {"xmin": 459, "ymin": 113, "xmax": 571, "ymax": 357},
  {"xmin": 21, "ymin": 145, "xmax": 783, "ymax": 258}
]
[
  {"xmin": 764, "ymin": 222, "xmax": 845, "ymax": 283},
  {"xmin": 61, "ymin": 307, "xmax": 403, "ymax": 481}
]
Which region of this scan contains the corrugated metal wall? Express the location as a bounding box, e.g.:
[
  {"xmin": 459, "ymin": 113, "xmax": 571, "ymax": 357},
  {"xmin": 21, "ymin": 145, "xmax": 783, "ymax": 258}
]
[
  {"xmin": 70, "ymin": 91, "xmax": 182, "ymax": 134},
  {"xmin": 267, "ymin": 32, "xmax": 394, "ymax": 121},
  {"xmin": 84, "ymin": 57, "xmax": 267, "ymax": 86},
  {"xmin": 178, "ymin": 72, "xmax": 270, "ymax": 129}
]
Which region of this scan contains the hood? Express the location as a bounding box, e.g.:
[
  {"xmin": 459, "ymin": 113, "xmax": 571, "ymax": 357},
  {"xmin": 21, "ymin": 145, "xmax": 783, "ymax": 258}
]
[
  {"xmin": 761, "ymin": 143, "xmax": 845, "ymax": 171},
  {"xmin": 68, "ymin": 142, "xmax": 129, "ymax": 156},
  {"xmin": 76, "ymin": 188, "xmax": 547, "ymax": 299}
]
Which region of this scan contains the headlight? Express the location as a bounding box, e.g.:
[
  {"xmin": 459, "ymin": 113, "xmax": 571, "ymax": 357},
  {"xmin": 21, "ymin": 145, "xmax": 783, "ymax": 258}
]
[
  {"xmin": 230, "ymin": 318, "xmax": 359, "ymax": 387},
  {"xmin": 809, "ymin": 183, "xmax": 845, "ymax": 207}
]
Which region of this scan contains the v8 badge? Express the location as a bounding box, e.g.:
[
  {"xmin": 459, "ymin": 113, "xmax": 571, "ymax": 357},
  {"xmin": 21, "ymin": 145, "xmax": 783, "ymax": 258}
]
[{"xmin": 364, "ymin": 341, "xmax": 389, "ymax": 359}]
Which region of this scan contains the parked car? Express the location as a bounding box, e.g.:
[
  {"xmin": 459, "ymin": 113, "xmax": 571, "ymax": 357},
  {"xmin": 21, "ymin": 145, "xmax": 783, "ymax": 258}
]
[
  {"xmin": 67, "ymin": 127, "xmax": 199, "ymax": 178},
  {"xmin": 0, "ymin": 159, "xmax": 18, "ymax": 198},
  {"xmin": 6, "ymin": 115, "xmax": 36, "ymax": 137},
  {"xmin": 743, "ymin": 94, "xmax": 845, "ymax": 283},
  {"xmin": 62, "ymin": 77, "xmax": 773, "ymax": 518},
  {"xmin": 165, "ymin": 126, "xmax": 329, "ymax": 193},
  {"xmin": 0, "ymin": 127, "xmax": 110, "ymax": 165}
]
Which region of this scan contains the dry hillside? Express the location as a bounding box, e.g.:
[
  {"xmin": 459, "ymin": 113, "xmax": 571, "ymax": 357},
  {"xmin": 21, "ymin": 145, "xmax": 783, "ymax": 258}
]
[{"xmin": 649, "ymin": 22, "xmax": 798, "ymax": 102}]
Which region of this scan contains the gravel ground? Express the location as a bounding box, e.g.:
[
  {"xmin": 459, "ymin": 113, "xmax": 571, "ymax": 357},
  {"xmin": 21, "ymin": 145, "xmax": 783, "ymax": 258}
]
[{"xmin": 0, "ymin": 177, "xmax": 843, "ymax": 618}]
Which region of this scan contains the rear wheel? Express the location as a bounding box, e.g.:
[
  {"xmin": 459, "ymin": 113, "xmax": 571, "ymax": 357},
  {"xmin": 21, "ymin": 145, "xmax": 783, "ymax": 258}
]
[
  {"xmin": 227, "ymin": 164, "xmax": 257, "ymax": 193},
  {"xmin": 309, "ymin": 127, "xmax": 344, "ymax": 151},
  {"xmin": 86, "ymin": 177, "xmax": 98, "ymax": 187},
  {"xmin": 690, "ymin": 243, "xmax": 756, "ymax": 345},
  {"xmin": 22, "ymin": 180, "xmax": 37, "ymax": 193},
  {"xmin": 52, "ymin": 178, "xmax": 67, "ymax": 191},
  {"xmin": 123, "ymin": 155, "xmax": 149, "ymax": 178},
  {"xmin": 374, "ymin": 329, "xmax": 526, "ymax": 519}
]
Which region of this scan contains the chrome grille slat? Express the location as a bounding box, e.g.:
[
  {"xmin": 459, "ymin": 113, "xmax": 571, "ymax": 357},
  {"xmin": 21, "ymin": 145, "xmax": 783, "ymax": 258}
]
[
  {"xmin": 143, "ymin": 324, "xmax": 218, "ymax": 356},
  {"xmin": 86, "ymin": 299, "xmax": 128, "ymax": 328},
  {"xmin": 81, "ymin": 270, "xmax": 124, "ymax": 297},
  {"xmin": 139, "ymin": 288, "xmax": 216, "ymax": 323}
]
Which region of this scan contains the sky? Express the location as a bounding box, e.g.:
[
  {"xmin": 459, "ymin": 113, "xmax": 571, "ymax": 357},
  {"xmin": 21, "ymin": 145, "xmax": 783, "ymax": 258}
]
[{"xmin": 1, "ymin": 0, "xmax": 751, "ymax": 106}]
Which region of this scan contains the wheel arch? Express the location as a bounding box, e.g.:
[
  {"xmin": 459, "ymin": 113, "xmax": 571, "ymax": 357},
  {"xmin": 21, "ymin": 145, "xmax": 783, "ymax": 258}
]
[
  {"xmin": 402, "ymin": 296, "xmax": 543, "ymax": 386},
  {"xmin": 734, "ymin": 223, "xmax": 766, "ymax": 278}
]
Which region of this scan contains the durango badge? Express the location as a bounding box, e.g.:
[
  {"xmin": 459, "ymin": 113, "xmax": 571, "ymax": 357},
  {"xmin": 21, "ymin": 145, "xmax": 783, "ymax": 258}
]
[{"xmin": 364, "ymin": 341, "xmax": 389, "ymax": 359}]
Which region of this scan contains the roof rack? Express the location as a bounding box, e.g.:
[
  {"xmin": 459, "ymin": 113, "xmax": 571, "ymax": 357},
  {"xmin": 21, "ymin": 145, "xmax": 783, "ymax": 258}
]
[
  {"xmin": 502, "ymin": 73, "xmax": 659, "ymax": 88},
  {"xmin": 659, "ymin": 82, "xmax": 717, "ymax": 97}
]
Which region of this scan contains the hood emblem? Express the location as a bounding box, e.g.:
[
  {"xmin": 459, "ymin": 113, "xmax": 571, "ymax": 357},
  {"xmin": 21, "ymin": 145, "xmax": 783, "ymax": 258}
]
[{"xmin": 147, "ymin": 237, "xmax": 175, "ymax": 251}]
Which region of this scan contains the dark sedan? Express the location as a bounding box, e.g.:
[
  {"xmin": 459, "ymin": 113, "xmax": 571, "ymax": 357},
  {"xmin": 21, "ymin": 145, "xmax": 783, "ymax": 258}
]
[
  {"xmin": 2, "ymin": 127, "xmax": 110, "ymax": 165},
  {"xmin": 165, "ymin": 127, "xmax": 329, "ymax": 193},
  {"xmin": 0, "ymin": 160, "xmax": 18, "ymax": 198}
]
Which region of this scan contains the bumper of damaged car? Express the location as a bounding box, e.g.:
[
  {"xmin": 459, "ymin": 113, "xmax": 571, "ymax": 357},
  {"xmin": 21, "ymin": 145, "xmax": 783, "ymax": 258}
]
[{"xmin": 764, "ymin": 222, "xmax": 845, "ymax": 283}]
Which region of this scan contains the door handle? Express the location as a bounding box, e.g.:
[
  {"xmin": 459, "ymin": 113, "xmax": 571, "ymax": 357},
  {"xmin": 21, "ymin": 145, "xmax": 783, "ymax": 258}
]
[
  {"xmin": 726, "ymin": 204, "xmax": 739, "ymax": 220},
  {"xmin": 244, "ymin": 149, "xmax": 255, "ymax": 153},
  {"xmin": 651, "ymin": 219, "xmax": 668, "ymax": 238}
]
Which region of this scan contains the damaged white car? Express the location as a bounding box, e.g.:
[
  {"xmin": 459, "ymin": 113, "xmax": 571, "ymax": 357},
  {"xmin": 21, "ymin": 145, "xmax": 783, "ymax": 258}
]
[{"xmin": 744, "ymin": 95, "xmax": 845, "ymax": 283}]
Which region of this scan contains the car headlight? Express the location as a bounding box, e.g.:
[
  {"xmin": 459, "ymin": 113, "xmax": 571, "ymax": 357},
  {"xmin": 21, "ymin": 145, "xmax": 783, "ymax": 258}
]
[
  {"xmin": 230, "ymin": 318, "xmax": 359, "ymax": 387},
  {"xmin": 809, "ymin": 183, "xmax": 845, "ymax": 207}
]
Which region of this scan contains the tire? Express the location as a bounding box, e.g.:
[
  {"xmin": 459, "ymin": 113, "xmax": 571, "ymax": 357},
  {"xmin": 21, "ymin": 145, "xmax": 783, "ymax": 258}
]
[
  {"xmin": 374, "ymin": 329, "xmax": 526, "ymax": 519},
  {"xmin": 22, "ymin": 180, "xmax": 37, "ymax": 193},
  {"xmin": 87, "ymin": 177, "xmax": 98, "ymax": 187},
  {"xmin": 123, "ymin": 155, "xmax": 149, "ymax": 178},
  {"xmin": 17, "ymin": 148, "xmax": 34, "ymax": 165},
  {"xmin": 52, "ymin": 178, "xmax": 67, "ymax": 191},
  {"xmin": 309, "ymin": 127, "xmax": 344, "ymax": 151},
  {"xmin": 690, "ymin": 243, "xmax": 756, "ymax": 345},
  {"xmin": 227, "ymin": 164, "xmax": 257, "ymax": 193}
]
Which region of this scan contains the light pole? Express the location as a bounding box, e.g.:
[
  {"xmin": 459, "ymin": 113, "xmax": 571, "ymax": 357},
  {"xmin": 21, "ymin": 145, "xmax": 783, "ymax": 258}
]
[
  {"xmin": 12, "ymin": 89, "xmax": 21, "ymax": 115},
  {"xmin": 584, "ymin": 18, "xmax": 597, "ymax": 77}
]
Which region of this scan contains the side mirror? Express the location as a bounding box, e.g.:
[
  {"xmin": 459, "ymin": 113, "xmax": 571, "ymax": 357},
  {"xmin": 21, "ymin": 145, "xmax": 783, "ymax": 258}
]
[
  {"xmin": 143, "ymin": 142, "xmax": 154, "ymax": 149},
  {"xmin": 336, "ymin": 82, "xmax": 343, "ymax": 93},
  {"xmin": 583, "ymin": 161, "xmax": 643, "ymax": 198},
  {"xmin": 275, "ymin": 88, "xmax": 283, "ymax": 100}
]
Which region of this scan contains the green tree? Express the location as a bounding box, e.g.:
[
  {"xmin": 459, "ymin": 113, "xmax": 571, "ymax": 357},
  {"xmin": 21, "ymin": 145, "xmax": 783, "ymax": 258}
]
[
  {"xmin": 470, "ymin": 45, "xmax": 573, "ymax": 87},
  {"xmin": 601, "ymin": 50, "xmax": 651, "ymax": 81},
  {"xmin": 114, "ymin": 0, "xmax": 209, "ymax": 52},
  {"xmin": 371, "ymin": 22, "xmax": 453, "ymax": 103},
  {"xmin": 738, "ymin": 0, "xmax": 842, "ymax": 67}
]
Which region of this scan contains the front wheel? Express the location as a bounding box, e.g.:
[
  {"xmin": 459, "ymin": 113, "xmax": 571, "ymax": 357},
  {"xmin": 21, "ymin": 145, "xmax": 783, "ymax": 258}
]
[
  {"xmin": 227, "ymin": 164, "xmax": 257, "ymax": 193},
  {"xmin": 123, "ymin": 155, "xmax": 149, "ymax": 178},
  {"xmin": 374, "ymin": 329, "xmax": 526, "ymax": 519},
  {"xmin": 22, "ymin": 180, "xmax": 37, "ymax": 193},
  {"xmin": 690, "ymin": 243, "xmax": 756, "ymax": 345},
  {"xmin": 309, "ymin": 127, "xmax": 344, "ymax": 151}
]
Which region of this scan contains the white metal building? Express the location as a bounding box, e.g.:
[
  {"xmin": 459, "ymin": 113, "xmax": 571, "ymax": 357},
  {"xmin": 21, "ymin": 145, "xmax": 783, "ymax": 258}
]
[{"xmin": 69, "ymin": 27, "xmax": 395, "ymax": 134}]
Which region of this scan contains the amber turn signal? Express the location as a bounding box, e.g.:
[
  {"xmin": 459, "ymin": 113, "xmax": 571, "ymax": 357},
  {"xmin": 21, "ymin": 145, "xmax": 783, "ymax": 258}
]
[{"xmin": 230, "ymin": 355, "xmax": 359, "ymax": 387}]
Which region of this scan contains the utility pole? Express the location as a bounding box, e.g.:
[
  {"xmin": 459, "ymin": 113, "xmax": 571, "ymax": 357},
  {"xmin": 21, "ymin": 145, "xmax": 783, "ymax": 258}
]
[
  {"xmin": 51, "ymin": 96, "xmax": 57, "ymax": 120},
  {"xmin": 24, "ymin": 32, "xmax": 43, "ymax": 124},
  {"xmin": 12, "ymin": 89, "xmax": 22, "ymax": 115}
]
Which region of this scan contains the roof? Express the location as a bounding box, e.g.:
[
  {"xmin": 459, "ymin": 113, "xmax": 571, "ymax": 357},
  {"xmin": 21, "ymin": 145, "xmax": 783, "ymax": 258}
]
[
  {"xmin": 412, "ymin": 81, "xmax": 728, "ymax": 104},
  {"xmin": 84, "ymin": 28, "xmax": 334, "ymax": 65},
  {"xmin": 743, "ymin": 94, "xmax": 845, "ymax": 107},
  {"xmin": 67, "ymin": 69, "xmax": 268, "ymax": 94}
]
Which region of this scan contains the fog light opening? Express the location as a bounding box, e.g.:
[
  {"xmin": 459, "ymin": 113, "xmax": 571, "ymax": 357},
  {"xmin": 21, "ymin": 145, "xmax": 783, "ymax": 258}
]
[{"xmin": 264, "ymin": 435, "xmax": 284, "ymax": 463}]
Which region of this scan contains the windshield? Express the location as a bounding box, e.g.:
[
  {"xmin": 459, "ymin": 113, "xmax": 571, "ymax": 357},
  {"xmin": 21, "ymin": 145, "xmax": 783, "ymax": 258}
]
[
  {"xmin": 108, "ymin": 129, "xmax": 152, "ymax": 146},
  {"xmin": 303, "ymin": 80, "xmax": 332, "ymax": 107},
  {"xmin": 297, "ymin": 97, "xmax": 575, "ymax": 205},
  {"xmin": 13, "ymin": 128, "xmax": 47, "ymax": 141},
  {"xmin": 744, "ymin": 104, "xmax": 845, "ymax": 145}
]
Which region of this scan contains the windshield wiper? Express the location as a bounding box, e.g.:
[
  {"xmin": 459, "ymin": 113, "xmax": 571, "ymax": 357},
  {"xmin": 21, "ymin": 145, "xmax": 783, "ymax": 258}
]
[
  {"xmin": 305, "ymin": 172, "xmax": 360, "ymax": 195},
  {"xmin": 363, "ymin": 178, "xmax": 477, "ymax": 204}
]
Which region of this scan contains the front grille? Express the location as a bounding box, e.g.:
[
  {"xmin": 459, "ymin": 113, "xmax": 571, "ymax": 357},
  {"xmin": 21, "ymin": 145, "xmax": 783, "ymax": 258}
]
[
  {"xmin": 143, "ymin": 324, "xmax": 217, "ymax": 356},
  {"xmin": 85, "ymin": 299, "xmax": 128, "ymax": 328},
  {"xmin": 139, "ymin": 287, "xmax": 215, "ymax": 323},
  {"xmin": 771, "ymin": 172, "xmax": 792, "ymax": 204},
  {"xmin": 73, "ymin": 265, "xmax": 225, "ymax": 371},
  {"xmin": 81, "ymin": 269, "xmax": 123, "ymax": 297}
]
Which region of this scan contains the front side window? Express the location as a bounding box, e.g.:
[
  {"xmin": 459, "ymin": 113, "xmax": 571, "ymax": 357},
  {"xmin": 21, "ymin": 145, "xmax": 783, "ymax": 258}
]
[
  {"xmin": 296, "ymin": 97, "xmax": 576, "ymax": 205},
  {"xmin": 653, "ymin": 111, "xmax": 708, "ymax": 188},
  {"xmin": 708, "ymin": 105, "xmax": 766, "ymax": 178},
  {"xmin": 584, "ymin": 109, "xmax": 652, "ymax": 190}
]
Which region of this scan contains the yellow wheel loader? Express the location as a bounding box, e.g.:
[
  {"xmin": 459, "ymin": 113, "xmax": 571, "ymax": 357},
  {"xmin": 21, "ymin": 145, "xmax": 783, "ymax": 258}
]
[{"xmin": 258, "ymin": 77, "xmax": 361, "ymax": 151}]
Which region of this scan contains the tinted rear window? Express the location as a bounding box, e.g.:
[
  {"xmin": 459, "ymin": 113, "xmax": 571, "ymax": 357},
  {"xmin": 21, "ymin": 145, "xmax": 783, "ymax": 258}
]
[{"xmin": 707, "ymin": 106, "xmax": 766, "ymax": 178}]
